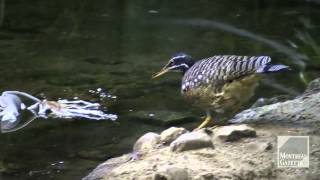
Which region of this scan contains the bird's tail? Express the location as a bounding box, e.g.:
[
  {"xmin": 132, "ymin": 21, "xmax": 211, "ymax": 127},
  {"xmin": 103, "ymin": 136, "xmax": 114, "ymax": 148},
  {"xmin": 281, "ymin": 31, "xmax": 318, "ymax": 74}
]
[{"xmin": 256, "ymin": 64, "xmax": 290, "ymax": 73}]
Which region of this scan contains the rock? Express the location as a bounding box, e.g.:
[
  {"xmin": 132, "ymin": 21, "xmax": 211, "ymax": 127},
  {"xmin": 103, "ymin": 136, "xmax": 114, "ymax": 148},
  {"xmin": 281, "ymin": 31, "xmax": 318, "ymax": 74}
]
[
  {"xmin": 160, "ymin": 127, "xmax": 188, "ymax": 144},
  {"xmin": 230, "ymin": 80, "xmax": 320, "ymax": 124},
  {"xmin": 153, "ymin": 167, "xmax": 188, "ymax": 180},
  {"xmin": 170, "ymin": 129, "xmax": 213, "ymax": 152},
  {"xmin": 83, "ymin": 154, "xmax": 132, "ymax": 180},
  {"xmin": 246, "ymin": 142, "xmax": 273, "ymax": 152},
  {"xmin": 153, "ymin": 173, "xmax": 168, "ymax": 180},
  {"xmin": 250, "ymin": 95, "xmax": 292, "ymax": 108},
  {"xmin": 194, "ymin": 173, "xmax": 218, "ymax": 180},
  {"xmin": 133, "ymin": 132, "xmax": 160, "ymax": 152},
  {"xmin": 128, "ymin": 110, "xmax": 196, "ymax": 126},
  {"xmin": 304, "ymin": 78, "xmax": 320, "ymax": 95},
  {"xmin": 213, "ymin": 124, "xmax": 256, "ymax": 142}
]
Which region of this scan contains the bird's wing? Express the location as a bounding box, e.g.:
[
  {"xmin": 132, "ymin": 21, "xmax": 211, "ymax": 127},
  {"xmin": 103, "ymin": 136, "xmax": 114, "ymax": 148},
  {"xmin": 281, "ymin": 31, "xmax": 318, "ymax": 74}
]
[
  {"xmin": 189, "ymin": 55, "xmax": 271, "ymax": 85},
  {"xmin": 223, "ymin": 55, "xmax": 271, "ymax": 81}
]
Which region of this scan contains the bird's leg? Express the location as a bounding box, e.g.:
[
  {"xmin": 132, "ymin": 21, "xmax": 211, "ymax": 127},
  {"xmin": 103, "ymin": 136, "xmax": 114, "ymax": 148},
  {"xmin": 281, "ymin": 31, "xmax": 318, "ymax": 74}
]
[{"xmin": 194, "ymin": 110, "xmax": 214, "ymax": 131}]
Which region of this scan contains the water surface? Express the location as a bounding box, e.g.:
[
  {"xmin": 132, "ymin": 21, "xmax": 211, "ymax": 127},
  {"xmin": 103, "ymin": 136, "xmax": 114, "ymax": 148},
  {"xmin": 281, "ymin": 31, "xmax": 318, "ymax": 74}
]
[{"xmin": 0, "ymin": 0, "xmax": 320, "ymax": 179}]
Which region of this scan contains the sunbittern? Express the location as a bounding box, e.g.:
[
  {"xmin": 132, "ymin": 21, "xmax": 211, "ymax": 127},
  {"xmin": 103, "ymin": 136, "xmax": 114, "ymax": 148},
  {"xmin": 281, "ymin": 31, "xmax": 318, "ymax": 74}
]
[{"xmin": 153, "ymin": 53, "xmax": 289, "ymax": 130}]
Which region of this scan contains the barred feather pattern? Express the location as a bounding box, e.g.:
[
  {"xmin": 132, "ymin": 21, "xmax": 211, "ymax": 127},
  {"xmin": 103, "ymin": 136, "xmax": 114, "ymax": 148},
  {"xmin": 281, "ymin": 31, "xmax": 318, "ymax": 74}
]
[{"xmin": 181, "ymin": 55, "xmax": 271, "ymax": 93}]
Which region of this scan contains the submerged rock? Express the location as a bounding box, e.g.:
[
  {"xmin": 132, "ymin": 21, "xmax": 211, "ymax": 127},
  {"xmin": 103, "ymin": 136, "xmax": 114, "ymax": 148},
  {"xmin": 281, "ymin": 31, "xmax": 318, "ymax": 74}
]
[
  {"xmin": 128, "ymin": 110, "xmax": 196, "ymax": 125},
  {"xmin": 160, "ymin": 127, "xmax": 188, "ymax": 144},
  {"xmin": 133, "ymin": 132, "xmax": 160, "ymax": 152},
  {"xmin": 170, "ymin": 129, "xmax": 213, "ymax": 152},
  {"xmin": 213, "ymin": 124, "xmax": 256, "ymax": 142}
]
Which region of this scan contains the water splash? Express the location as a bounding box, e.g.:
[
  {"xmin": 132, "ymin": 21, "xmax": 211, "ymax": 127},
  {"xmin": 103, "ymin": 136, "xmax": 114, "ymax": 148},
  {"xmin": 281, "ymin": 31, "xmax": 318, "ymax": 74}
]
[{"xmin": 0, "ymin": 91, "xmax": 117, "ymax": 133}]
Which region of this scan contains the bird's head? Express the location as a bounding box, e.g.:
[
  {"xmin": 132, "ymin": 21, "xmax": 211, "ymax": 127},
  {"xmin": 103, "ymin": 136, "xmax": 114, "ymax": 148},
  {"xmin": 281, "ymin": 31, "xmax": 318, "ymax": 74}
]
[{"xmin": 152, "ymin": 53, "xmax": 194, "ymax": 79}]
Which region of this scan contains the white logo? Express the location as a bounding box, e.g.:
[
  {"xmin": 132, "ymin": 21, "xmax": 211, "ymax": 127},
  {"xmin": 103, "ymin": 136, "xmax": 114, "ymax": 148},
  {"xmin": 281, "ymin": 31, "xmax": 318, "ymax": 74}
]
[{"xmin": 277, "ymin": 136, "xmax": 309, "ymax": 168}]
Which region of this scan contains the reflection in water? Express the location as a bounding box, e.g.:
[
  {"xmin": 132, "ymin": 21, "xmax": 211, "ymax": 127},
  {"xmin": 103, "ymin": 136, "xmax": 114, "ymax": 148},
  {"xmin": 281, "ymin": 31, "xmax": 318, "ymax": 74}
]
[{"xmin": 158, "ymin": 18, "xmax": 307, "ymax": 68}]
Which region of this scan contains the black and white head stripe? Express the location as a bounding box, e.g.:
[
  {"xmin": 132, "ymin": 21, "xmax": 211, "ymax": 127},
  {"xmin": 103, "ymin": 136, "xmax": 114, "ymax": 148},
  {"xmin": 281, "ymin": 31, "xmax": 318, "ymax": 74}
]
[
  {"xmin": 169, "ymin": 53, "xmax": 190, "ymax": 62},
  {"xmin": 169, "ymin": 54, "xmax": 189, "ymax": 62},
  {"xmin": 169, "ymin": 63, "xmax": 190, "ymax": 70}
]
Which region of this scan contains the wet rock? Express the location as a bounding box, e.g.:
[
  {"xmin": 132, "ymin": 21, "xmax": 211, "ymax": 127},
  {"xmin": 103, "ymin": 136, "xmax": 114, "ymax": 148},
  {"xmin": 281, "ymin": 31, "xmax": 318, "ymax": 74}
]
[
  {"xmin": 170, "ymin": 130, "xmax": 213, "ymax": 152},
  {"xmin": 160, "ymin": 127, "xmax": 188, "ymax": 144},
  {"xmin": 133, "ymin": 132, "xmax": 160, "ymax": 152},
  {"xmin": 83, "ymin": 154, "xmax": 132, "ymax": 180},
  {"xmin": 153, "ymin": 167, "xmax": 188, "ymax": 180},
  {"xmin": 213, "ymin": 124, "xmax": 256, "ymax": 142}
]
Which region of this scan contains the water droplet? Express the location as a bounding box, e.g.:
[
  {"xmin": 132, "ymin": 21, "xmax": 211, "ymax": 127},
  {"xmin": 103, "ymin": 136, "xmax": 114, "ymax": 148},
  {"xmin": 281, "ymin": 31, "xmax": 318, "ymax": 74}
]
[{"xmin": 148, "ymin": 10, "xmax": 159, "ymax": 14}]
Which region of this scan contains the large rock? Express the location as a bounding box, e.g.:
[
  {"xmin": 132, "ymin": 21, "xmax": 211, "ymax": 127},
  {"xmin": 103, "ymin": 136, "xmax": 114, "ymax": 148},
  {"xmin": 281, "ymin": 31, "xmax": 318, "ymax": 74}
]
[
  {"xmin": 133, "ymin": 132, "xmax": 160, "ymax": 152},
  {"xmin": 170, "ymin": 129, "xmax": 214, "ymax": 152},
  {"xmin": 83, "ymin": 154, "xmax": 133, "ymax": 180},
  {"xmin": 230, "ymin": 78, "xmax": 320, "ymax": 124},
  {"xmin": 160, "ymin": 127, "xmax": 188, "ymax": 144},
  {"xmin": 213, "ymin": 124, "xmax": 256, "ymax": 142}
]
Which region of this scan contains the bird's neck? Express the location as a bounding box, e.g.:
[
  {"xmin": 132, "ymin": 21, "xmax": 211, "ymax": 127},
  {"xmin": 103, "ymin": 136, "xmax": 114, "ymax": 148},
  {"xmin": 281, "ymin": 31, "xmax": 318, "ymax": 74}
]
[
  {"xmin": 182, "ymin": 68, "xmax": 189, "ymax": 74},
  {"xmin": 181, "ymin": 61, "xmax": 194, "ymax": 74}
]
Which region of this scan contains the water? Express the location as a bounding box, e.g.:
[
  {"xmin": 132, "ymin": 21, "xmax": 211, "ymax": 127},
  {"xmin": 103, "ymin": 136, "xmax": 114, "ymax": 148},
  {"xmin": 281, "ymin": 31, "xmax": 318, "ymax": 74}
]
[{"xmin": 0, "ymin": 0, "xmax": 320, "ymax": 179}]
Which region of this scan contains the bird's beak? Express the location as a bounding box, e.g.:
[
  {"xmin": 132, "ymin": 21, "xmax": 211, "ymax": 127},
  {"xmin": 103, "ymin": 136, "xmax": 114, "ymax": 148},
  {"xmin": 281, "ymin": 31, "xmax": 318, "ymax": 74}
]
[{"xmin": 152, "ymin": 67, "xmax": 170, "ymax": 79}]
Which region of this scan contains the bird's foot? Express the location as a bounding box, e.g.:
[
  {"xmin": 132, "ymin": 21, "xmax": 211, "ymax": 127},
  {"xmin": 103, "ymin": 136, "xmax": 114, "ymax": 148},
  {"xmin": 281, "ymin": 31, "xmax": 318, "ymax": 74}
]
[{"xmin": 211, "ymin": 125, "xmax": 218, "ymax": 129}]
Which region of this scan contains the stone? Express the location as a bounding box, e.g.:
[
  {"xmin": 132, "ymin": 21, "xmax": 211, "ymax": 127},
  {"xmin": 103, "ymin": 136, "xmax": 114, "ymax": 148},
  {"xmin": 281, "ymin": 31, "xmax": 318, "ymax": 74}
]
[
  {"xmin": 213, "ymin": 124, "xmax": 256, "ymax": 142},
  {"xmin": 230, "ymin": 81, "xmax": 320, "ymax": 125},
  {"xmin": 195, "ymin": 173, "xmax": 218, "ymax": 180},
  {"xmin": 160, "ymin": 127, "xmax": 188, "ymax": 144},
  {"xmin": 246, "ymin": 142, "xmax": 273, "ymax": 152},
  {"xmin": 170, "ymin": 129, "xmax": 214, "ymax": 152},
  {"xmin": 153, "ymin": 167, "xmax": 188, "ymax": 180},
  {"xmin": 82, "ymin": 154, "xmax": 132, "ymax": 180},
  {"xmin": 153, "ymin": 173, "xmax": 169, "ymax": 180},
  {"xmin": 304, "ymin": 78, "xmax": 320, "ymax": 95},
  {"xmin": 251, "ymin": 95, "xmax": 292, "ymax": 108},
  {"xmin": 133, "ymin": 132, "xmax": 160, "ymax": 152},
  {"xmin": 128, "ymin": 110, "xmax": 196, "ymax": 126}
]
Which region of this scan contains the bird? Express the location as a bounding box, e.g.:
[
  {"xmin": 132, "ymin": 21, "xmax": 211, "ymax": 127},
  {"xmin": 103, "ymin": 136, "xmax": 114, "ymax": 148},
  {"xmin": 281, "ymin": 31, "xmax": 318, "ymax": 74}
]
[{"xmin": 152, "ymin": 53, "xmax": 290, "ymax": 130}]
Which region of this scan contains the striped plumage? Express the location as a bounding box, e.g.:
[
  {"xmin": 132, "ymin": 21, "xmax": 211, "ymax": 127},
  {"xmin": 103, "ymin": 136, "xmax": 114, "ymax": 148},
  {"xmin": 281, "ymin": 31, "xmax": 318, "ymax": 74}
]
[
  {"xmin": 153, "ymin": 53, "xmax": 289, "ymax": 129},
  {"xmin": 182, "ymin": 55, "xmax": 272, "ymax": 115},
  {"xmin": 181, "ymin": 55, "xmax": 271, "ymax": 91}
]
